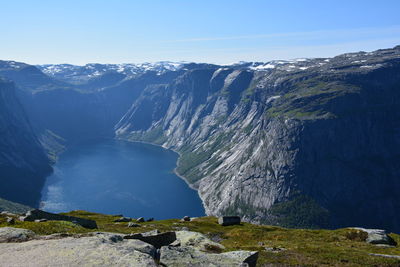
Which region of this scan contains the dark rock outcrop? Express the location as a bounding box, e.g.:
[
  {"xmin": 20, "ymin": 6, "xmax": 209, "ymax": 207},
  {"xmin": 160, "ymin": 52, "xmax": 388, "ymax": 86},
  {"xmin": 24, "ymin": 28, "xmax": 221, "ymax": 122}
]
[
  {"xmin": 20, "ymin": 209, "xmax": 97, "ymax": 229},
  {"xmin": 113, "ymin": 217, "xmax": 131, "ymax": 222},
  {"xmin": 124, "ymin": 229, "xmax": 176, "ymax": 249},
  {"xmin": 218, "ymin": 216, "xmax": 241, "ymax": 226}
]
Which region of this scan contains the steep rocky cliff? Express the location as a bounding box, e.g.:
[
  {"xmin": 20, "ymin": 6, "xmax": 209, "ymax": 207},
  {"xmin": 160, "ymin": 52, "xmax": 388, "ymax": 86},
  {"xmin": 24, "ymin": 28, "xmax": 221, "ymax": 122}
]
[
  {"xmin": 1, "ymin": 47, "xmax": 399, "ymax": 231},
  {"xmin": 116, "ymin": 46, "xmax": 400, "ymax": 231},
  {"xmin": 0, "ymin": 79, "xmax": 52, "ymax": 206}
]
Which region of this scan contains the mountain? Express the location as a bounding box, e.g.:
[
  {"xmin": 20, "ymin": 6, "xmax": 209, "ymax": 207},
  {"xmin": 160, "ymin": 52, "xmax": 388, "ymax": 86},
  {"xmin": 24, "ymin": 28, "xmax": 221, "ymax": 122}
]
[
  {"xmin": 115, "ymin": 46, "xmax": 400, "ymax": 231},
  {"xmin": 0, "ymin": 61, "xmax": 71, "ymax": 92},
  {"xmin": 37, "ymin": 62, "xmax": 185, "ymax": 86},
  {"xmin": 0, "ymin": 46, "xmax": 399, "ymax": 231},
  {"xmin": 0, "ymin": 197, "xmax": 32, "ymax": 214},
  {"xmin": 0, "ymin": 78, "xmax": 52, "ymax": 206}
]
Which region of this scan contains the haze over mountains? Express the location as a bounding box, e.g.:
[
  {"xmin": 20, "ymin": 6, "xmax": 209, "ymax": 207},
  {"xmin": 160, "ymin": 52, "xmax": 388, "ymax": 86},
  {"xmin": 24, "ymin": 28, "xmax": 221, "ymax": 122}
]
[{"xmin": 0, "ymin": 45, "xmax": 399, "ymax": 231}]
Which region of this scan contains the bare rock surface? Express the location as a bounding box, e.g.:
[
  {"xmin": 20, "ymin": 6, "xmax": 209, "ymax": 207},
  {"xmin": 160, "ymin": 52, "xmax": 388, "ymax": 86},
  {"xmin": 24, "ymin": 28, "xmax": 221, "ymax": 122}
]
[
  {"xmin": 352, "ymin": 228, "xmax": 397, "ymax": 246},
  {"xmin": 176, "ymin": 230, "xmax": 225, "ymax": 252},
  {"xmin": 0, "ymin": 227, "xmax": 36, "ymax": 243},
  {"xmin": 160, "ymin": 246, "xmax": 258, "ymax": 267},
  {"xmin": 0, "ymin": 232, "xmax": 157, "ymax": 267}
]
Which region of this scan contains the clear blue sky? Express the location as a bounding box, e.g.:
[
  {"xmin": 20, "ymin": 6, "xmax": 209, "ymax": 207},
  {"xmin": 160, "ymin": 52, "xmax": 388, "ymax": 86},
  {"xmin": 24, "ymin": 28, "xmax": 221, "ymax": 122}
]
[{"xmin": 1, "ymin": 0, "xmax": 399, "ymax": 64}]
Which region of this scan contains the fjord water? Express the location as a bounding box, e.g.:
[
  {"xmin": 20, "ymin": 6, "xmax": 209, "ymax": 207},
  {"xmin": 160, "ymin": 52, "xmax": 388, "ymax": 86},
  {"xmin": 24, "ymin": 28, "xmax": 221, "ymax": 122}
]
[{"xmin": 40, "ymin": 140, "xmax": 205, "ymax": 219}]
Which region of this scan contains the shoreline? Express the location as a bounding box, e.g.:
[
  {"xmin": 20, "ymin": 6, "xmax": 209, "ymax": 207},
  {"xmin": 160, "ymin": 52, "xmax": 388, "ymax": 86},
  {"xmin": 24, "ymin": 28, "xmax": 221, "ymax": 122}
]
[
  {"xmin": 115, "ymin": 137, "xmax": 200, "ymax": 192},
  {"xmin": 114, "ymin": 137, "xmax": 206, "ymax": 213}
]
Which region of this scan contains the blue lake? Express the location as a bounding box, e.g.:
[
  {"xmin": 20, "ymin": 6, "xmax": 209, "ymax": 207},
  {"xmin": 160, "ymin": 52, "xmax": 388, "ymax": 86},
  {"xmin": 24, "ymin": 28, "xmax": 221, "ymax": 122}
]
[{"xmin": 40, "ymin": 139, "xmax": 205, "ymax": 219}]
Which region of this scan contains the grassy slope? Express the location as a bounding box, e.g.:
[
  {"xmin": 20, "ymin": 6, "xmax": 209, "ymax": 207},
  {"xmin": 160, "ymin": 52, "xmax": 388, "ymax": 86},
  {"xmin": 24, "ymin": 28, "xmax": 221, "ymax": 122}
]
[{"xmin": 1, "ymin": 211, "xmax": 400, "ymax": 266}]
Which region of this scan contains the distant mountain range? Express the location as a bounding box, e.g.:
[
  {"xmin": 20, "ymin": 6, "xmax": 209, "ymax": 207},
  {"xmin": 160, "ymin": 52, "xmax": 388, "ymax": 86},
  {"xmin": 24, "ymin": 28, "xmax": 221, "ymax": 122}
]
[{"xmin": 0, "ymin": 45, "xmax": 399, "ymax": 231}]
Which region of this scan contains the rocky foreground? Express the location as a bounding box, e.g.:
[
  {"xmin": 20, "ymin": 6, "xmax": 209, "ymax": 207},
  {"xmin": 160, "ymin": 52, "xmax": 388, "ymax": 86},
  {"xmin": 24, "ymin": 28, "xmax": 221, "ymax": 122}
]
[{"xmin": 1, "ymin": 210, "xmax": 400, "ymax": 266}]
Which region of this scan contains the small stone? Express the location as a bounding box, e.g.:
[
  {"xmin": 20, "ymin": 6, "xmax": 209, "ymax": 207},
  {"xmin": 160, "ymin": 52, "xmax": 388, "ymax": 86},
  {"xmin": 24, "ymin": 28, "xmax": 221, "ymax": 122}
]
[
  {"xmin": 169, "ymin": 240, "xmax": 181, "ymax": 247},
  {"xmin": 258, "ymin": 242, "xmax": 264, "ymax": 246},
  {"xmin": 136, "ymin": 217, "xmax": 145, "ymax": 223},
  {"xmin": 114, "ymin": 217, "xmax": 131, "ymax": 222},
  {"xmin": 265, "ymin": 246, "xmax": 286, "ymax": 253},
  {"xmin": 34, "ymin": 219, "xmax": 48, "ymax": 223},
  {"xmin": 218, "ymin": 216, "xmax": 241, "ymax": 226},
  {"xmin": 128, "ymin": 222, "xmax": 141, "ymax": 228}
]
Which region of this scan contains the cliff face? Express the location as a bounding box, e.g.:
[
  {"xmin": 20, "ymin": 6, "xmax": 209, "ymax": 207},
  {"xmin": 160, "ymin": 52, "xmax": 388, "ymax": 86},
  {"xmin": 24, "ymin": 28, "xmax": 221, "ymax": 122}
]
[
  {"xmin": 1, "ymin": 47, "xmax": 399, "ymax": 231},
  {"xmin": 19, "ymin": 71, "xmax": 182, "ymax": 144},
  {"xmin": 0, "ymin": 79, "xmax": 52, "ymax": 206},
  {"xmin": 116, "ymin": 47, "xmax": 400, "ymax": 231}
]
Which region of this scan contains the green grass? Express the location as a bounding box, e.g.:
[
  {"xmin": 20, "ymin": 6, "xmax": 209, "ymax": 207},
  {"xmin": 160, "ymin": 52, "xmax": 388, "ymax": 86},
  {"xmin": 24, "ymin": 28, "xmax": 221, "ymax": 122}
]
[
  {"xmin": 125, "ymin": 126, "xmax": 167, "ymax": 145},
  {"xmin": 265, "ymin": 78, "xmax": 360, "ymax": 120},
  {"xmin": 2, "ymin": 210, "xmax": 400, "ymax": 266}
]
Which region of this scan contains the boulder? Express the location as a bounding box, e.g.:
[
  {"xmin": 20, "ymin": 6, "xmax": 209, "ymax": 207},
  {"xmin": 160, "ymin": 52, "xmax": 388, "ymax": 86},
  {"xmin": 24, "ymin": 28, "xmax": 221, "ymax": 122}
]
[
  {"xmin": 0, "ymin": 232, "xmax": 157, "ymax": 266},
  {"xmin": 124, "ymin": 230, "xmax": 176, "ymax": 249},
  {"xmin": 351, "ymin": 228, "xmax": 397, "ymax": 246},
  {"xmin": 6, "ymin": 217, "xmax": 15, "ymax": 224},
  {"xmin": 137, "ymin": 217, "xmax": 145, "ymax": 222},
  {"xmin": 0, "ymin": 227, "xmax": 36, "ymax": 243},
  {"xmin": 146, "ymin": 218, "xmax": 154, "ymax": 222},
  {"xmin": 113, "ymin": 217, "xmax": 131, "ymax": 222},
  {"xmin": 160, "ymin": 246, "xmax": 258, "ymax": 267},
  {"xmin": 218, "ymin": 216, "xmax": 241, "ymax": 226},
  {"xmin": 176, "ymin": 230, "xmax": 225, "ymax": 252},
  {"xmin": 20, "ymin": 209, "xmax": 97, "ymax": 229},
  {"xmin": 34, "ymin": 219, "xmax": 48, "ymax": 223},
  {"xmin": 181, "ymin": 216, "xmax": 191, "ymax": 222}
]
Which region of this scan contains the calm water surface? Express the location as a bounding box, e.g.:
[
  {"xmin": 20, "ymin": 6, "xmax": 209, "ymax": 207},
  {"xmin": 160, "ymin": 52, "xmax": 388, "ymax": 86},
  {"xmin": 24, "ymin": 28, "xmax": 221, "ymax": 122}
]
[{"xmin": 40, "ymin": 140, "xmax": 205, "ymax": 219}]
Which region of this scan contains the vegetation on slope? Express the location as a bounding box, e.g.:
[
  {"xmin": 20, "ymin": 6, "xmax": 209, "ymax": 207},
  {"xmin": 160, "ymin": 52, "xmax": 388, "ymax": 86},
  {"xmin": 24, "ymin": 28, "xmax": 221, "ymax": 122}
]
[{"xmin": 1, "ymin": 210, "xmax": 400, "ymax": 266}]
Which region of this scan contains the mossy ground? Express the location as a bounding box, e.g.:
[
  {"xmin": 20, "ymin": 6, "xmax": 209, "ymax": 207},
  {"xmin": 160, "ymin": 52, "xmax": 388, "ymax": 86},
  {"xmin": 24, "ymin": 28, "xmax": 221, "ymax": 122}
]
[{"xmin": 1, "ymin": 211, "xmax": 400, "ymax": 266}]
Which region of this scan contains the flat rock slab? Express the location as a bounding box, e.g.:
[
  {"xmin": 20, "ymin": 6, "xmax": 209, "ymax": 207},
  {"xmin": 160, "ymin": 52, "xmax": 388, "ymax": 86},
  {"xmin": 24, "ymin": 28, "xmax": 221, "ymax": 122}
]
[
  {"xmin": 0, "ymin": 232, "xmax": 157, "ymax": 267},
  {"xmin": 352, "ymin": 228, "xmax": 397, "ymax": 246},
  {"xmin": 124, "ymin": 230, "xmax": 176, "ymax": 249},
  {"xmin": 176, "ymin": 230, "xmax": 225, "ymax": 252},
  {"xmin": 21, "ymin": 209, "xmax": 97, "ymax": 229},
  {"xmin": 160, "ymin": 246, "xmax": 258, "ymax": 267},
  {"xmin": 0, "ymin": 227, "xmax": 36, "ymax": 243}
]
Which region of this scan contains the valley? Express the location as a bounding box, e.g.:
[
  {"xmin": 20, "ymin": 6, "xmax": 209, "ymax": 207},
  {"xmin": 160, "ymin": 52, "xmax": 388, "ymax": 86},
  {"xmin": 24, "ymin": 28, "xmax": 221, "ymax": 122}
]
[{"xmin": 0, "ymin": 45, "xmax": 399, "ymax": 231}]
